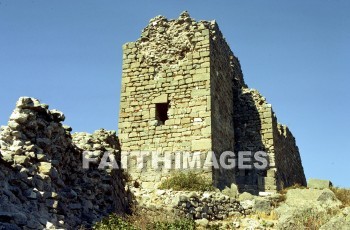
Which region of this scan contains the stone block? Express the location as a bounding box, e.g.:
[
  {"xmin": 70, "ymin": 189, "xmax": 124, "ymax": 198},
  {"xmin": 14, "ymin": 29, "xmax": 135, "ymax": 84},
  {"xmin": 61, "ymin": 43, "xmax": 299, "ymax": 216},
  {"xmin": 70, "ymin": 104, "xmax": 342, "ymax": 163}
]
[
  {"xmin": 308, "ymin": 179, "xmax": 332, "ymax": 189},
  {"xmin": 152, "ymin": 94, "xmax": 168, "ymax": 103},
  {"xmin": 267, "ymin": 169, "xmax": 276, "ymax": 178},
  {"xmin": 264, "ymin": 132, "xmax": 273, "ymax": 139},
  {"xmin": 13, "ymin": 155, "xmax": 29, "ymax": 165},
  {"xmin": 181, "ymin": 118, "xmax": 191, "ymax": 124},
  {"xmin": 38, "ymin": 162, "xmax": 52, "ymax": 175},
  {"xmin": 221, "ymin": 183, "xmax": 238, "ymax": 198},
  {"xmin": 193, "ymin": 73, "xmax": 209, "ymax": 82},
  {"xmin": 192, "ymin": 139, "xmax": 211, "ymax": 151},
  {"xmin": 191, "ymin": 89, "xmax": 208, "ymax": 97}
]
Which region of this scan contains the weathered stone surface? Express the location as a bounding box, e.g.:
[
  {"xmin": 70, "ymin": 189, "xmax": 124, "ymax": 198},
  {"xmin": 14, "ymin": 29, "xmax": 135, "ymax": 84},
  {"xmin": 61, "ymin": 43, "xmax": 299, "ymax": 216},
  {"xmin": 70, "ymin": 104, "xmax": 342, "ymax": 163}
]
[
  {"xmin": 132, "ymin": 187, "xmax": 245, "ymax": 221},
  {"xmin": 221, "ymin": 183, "xmax": 238, "ymax": 198},
  {"xmin": 320, "ymin": 207, "xmax": 350, "ymax": 230},
  {"xmin": 195, "ymin": 218, "xmax": 209, "ymax": 227},
  {"xmin": 285, "ymin": 188, "xmax": 341, "ymax": 208},
  {"xmin": 118, "ymin": 12, "xmax": 306, "ymax": 193},
  {"xmin": 253, "ymin": 197, "xmax": 272, "ymax": 213},
  {"xmin": 276, "ymin": 188, "xmax": 342, "ymax": 229},
  {"xmin": 308, "ymin": 178, "xmax": 332, "ymax": 189},
  {"xmin": 0, "ymin": 97, "xmax": 130, "ymax": 229},
  {"xmin": 191, "ymin": 139, "xmax": 212, "ymax": 151},
  {"xmin": 238, "ymin": 192, "xmax": 255, "ymax": 201},
  {"xmin": 152, "ymin": 94, "xmax": 168, "ymax": 103},
  {"xmin": 38, "ymin": 162, "xmax": 52, "ymax": 175}
]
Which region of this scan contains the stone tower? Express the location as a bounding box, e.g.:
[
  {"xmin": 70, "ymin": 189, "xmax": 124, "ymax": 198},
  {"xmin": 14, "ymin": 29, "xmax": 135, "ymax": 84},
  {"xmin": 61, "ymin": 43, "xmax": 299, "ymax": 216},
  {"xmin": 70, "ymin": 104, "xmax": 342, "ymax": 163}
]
[{"xmin": 118, "ymin": 12, "xmax": 306, "ymax": 193}]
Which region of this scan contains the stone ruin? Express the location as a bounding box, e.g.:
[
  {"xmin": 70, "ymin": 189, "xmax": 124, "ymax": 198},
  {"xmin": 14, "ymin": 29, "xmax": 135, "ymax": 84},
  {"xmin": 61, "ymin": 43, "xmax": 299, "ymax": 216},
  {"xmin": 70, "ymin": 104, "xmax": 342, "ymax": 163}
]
[
  {"xmin": 0, "ymin": 97, "xmax": 130, "ymax": 229},
  {"xmin": 118, "ymin": 12, "xmax": 306, "ymax": 193},
  {"xmin": 0, "ymin": 12, "xmax": 309, "ymax": 230}
]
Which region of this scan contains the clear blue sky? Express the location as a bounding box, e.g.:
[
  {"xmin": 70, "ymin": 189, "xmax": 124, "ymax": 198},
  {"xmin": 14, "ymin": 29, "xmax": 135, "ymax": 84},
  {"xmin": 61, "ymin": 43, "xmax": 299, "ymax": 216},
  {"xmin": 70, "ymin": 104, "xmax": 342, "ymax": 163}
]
[{"xmin": 1, "ymin": 1, "xmax": 349, "ymax": 187}]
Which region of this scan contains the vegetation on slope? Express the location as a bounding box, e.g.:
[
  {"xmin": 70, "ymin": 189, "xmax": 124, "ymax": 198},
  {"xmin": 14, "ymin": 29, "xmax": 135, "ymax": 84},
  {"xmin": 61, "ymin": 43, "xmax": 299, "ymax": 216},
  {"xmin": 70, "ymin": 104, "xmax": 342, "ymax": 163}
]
[
  {"xmin": 159, "ymin": 172, "xmax": 215, "ymax": 192},
  {"xmin": 331, "ymin": 187, "xmax": 350, "ymax": 207},
  {"xmin": 93, "ymin": 214, "xmax": 195, "ymax": 230}
]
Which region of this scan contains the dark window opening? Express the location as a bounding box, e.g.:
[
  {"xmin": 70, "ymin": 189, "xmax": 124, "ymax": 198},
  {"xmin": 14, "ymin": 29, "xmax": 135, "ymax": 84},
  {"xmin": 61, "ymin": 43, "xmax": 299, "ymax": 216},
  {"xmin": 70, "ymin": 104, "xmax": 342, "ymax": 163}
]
[{"xmin": 156, "ymin": 102, "xmax": 169, "ymax": 125}]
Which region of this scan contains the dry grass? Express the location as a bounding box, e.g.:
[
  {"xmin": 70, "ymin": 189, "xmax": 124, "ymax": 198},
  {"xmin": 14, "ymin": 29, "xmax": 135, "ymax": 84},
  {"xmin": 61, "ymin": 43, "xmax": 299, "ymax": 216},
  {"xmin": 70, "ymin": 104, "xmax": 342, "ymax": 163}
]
[
  {"xmin": 331, "ymin": 187, "xmax": 350, "ymax": 207},
  {"xmin": 93, "ymin": 213, "xmax": 196, "ymax": 230},
  {"xmin": 257, "ymin": 210, "xmax": 279, "ymax": 221},
  {"xmin": 126, "ymin": 208, "xmax": 170, "ymax": 229},
  {"xmin": 93, "ymin": 203, "xmax": 197, "ymax": 230},
  {"xmin": 292, "ymin": 209, "xmax": 339, "ymax": 230}
]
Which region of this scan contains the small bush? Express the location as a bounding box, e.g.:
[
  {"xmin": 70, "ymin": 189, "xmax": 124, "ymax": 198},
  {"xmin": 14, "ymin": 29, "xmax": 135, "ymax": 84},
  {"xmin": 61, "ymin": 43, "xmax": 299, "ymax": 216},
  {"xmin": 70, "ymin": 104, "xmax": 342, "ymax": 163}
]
[
  {"xmin": 93, "ymin": 215, "xmax": 138, "ymax": 230},
  {"xmin": 147, "ymin": 219, "xmax": 196, "ymax": 230},
  {"xmin": 93, "ymin": 214, "xmax": 196, "ymax": 230},
  {"xmin": 331, "ymin": 187, "xmax": 350, "ymax": 207},
  {"xmin": 159, "ymin": 172, "xmax": 215, "ymax": 192}
]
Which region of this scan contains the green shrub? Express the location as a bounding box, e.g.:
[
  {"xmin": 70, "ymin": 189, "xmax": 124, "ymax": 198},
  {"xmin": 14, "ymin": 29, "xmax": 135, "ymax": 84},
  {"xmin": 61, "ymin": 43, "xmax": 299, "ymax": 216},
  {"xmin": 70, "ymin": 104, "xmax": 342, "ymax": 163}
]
[
  {"xmin": 159, "ymin": 172, "xmax": 215, "ymax": 192},
  {"xmin": 93, "ymin": 215, "xmax": 138, "ymax": 230},
  {"xmin": 93, "ymin": 214, "xmax": 196, "ymax": 230},
  {"xmin": 147, "ymin": 219, "xmax": 196, "ymax": 230}
]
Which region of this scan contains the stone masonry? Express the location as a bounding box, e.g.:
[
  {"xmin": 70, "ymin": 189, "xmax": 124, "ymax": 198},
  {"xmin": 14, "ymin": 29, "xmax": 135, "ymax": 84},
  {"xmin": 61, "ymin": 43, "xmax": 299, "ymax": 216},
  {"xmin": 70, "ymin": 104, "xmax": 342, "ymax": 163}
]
[
  {"xmin": 118, "ymin": 12, "xmax": 306, "ymax": 193},
  {"xmin": 0, "ymin": 97, "xmax": 130, "ymax": 229}
]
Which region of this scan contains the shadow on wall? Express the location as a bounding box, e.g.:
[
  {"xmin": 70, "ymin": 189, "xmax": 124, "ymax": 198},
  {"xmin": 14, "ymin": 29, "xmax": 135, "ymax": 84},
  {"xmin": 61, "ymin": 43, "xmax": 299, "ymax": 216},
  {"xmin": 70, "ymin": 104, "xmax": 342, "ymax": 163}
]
[
  {"xmin": 233, "ymin": 87, "xmax": 267, "ymax": 195},
  {"xmin": 273, "ymin": 124, "xmax": 307, "ymax": 189}
]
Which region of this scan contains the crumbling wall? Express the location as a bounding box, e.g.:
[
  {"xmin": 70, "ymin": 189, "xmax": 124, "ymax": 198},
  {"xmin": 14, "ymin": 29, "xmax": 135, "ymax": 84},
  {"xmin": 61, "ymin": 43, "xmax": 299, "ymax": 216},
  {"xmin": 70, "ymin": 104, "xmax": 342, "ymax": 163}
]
[
  {"xmin": 118, "ymin": 12, "xmax": 214, "ymax": 189},
  {"xmin": 119, "ymin": 12, "xmax": 306, "ymax": 193},
  {"xmin": 233, "ymin": 89, "xmax": 268, "ymax": 194},
  {"xmin": 273, "ymin": 123, "xmax": 307, "ymax": 189},
  {"xmin": 233, "ymin": 88, "xmax": 306, "ymax": 193},
  {"xmin": 0, "ymin": 97, "xmax": 129, "ymax": 230},
  {"xmin": 133, "ymin": 188, "xmax": 245, "ymax": 221}
]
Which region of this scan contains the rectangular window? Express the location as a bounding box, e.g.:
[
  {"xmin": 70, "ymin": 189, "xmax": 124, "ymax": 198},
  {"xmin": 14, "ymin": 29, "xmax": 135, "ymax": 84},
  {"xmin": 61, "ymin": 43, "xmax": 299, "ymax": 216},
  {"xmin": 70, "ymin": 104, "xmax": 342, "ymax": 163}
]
[{"xmin": 155, "ymin": 102, "xmax": 169, "ymax": 125}]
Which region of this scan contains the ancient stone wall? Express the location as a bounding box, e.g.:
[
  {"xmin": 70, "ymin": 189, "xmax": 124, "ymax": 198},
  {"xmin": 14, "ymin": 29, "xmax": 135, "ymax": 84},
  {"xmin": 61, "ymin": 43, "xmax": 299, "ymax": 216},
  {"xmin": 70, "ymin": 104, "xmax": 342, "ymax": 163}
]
[
  {"xmin": 134, "ymin": 189, "xmax": 245, "ymax": 221},
  {"xmin": 209, "ymin": 22, "xmax": 239, "ymax": 189},
  {"xmin": 118, "ymin": 12, "xmax": 214, "ymax": 189},
  {"xmin": 0, "ymin": 97, "xmax": 129, "ymax": 230},
  {"xmin": 119, "ymin": 12, "xmax": 306, "ymax": 193},
  {"xmin": 233, "ymin": 89, "xmax": 270, "ymax": 193},
  {"xmin": 273, "ymin": 123, "xmax": 307, "ymax": 189},
  {"xmin": 233, "ymin": 88, "xmax": 306, "ymax": 193}
]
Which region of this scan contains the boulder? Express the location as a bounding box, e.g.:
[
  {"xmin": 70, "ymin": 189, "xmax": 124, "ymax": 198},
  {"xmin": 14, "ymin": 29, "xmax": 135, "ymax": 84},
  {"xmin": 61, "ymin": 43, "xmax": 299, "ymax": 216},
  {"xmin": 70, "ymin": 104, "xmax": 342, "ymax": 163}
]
[
  {"xmin": 221, "ymin": 183, "xmax": 238, "ymax": 198},
  {"xmin": 13, "ymin": 155, "xmax": 29, "ymax": 165},
  {"xmin": 38, "ymin": 162, "xmax": 52, "ymax": 175},
  {"xmin": 253, "ymin": 197, "xmax": 271, "ymax": 213},
  {"xmin": 195, "ymin": 218, "xmax": 209, "ymax": 227},
  {"xmin": 276, "ymin": 188, "xmax": 342, "ymax": 229},
  {"xmin": 238, "ymin": 192, "xmax": 254, "ymax": 201},
  {"xmin": 285, "ymin": 188, "xmax": 341, "ymax": 209}
]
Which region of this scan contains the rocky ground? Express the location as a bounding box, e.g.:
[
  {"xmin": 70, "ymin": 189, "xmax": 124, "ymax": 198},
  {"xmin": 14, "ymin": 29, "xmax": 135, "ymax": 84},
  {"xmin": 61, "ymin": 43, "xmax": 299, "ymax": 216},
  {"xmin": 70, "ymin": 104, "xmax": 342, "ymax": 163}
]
[{"xmin": 129, "ymin": 185, "xmax": 349, "ymax": 229}]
